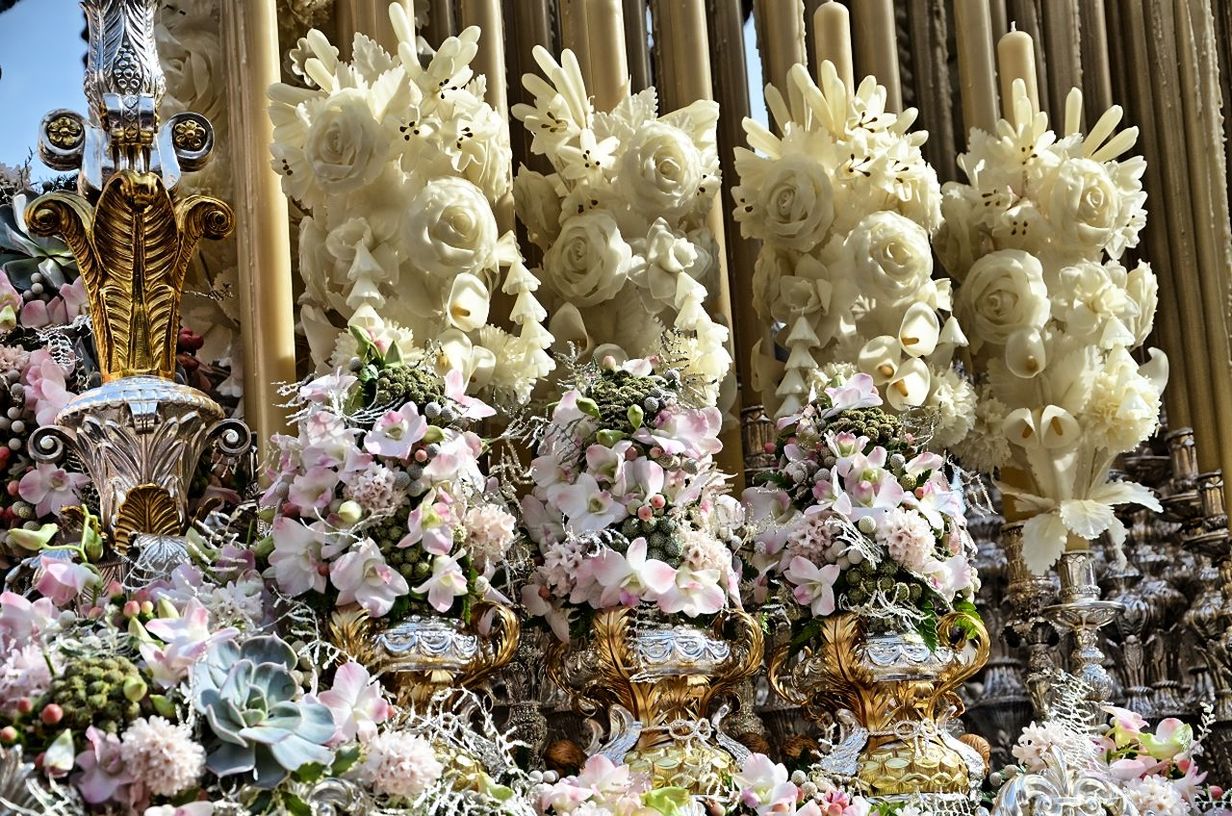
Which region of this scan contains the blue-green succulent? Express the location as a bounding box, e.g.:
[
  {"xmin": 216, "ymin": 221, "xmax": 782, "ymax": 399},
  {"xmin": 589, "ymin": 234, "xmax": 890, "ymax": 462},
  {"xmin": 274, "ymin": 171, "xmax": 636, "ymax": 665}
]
[
  {"xmin": 192, "ymin": 635, "xmax": 335, "ymax": 789},
  {"xmin": 0, "ymin": 193, "xmax": 77, "ymax": 292}
]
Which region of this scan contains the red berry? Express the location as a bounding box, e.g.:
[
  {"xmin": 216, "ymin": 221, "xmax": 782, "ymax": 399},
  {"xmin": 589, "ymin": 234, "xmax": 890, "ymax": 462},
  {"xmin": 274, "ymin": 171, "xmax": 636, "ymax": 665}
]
[{"xmin": 40, "ymin": 704, "xmax": 63, "ymax": 725}]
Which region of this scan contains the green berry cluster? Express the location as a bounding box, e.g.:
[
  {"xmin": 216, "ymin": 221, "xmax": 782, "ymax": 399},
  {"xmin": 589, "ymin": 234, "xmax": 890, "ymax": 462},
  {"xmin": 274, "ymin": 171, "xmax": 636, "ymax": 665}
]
[
  {"xmin": 619, "ymin": 515, "xmax": 683, "ymax": 564},
  {"xmin": 588, "ymin": 370, "xmax": 676, "ymax": 432},
  {"xmin": 819, "ymin": 407, "xmax": 907, "ymax": 453},
  {"xmin": 41, "ymin": 655, "xmax": 143, "ymax": 734},
  {"xmin": 843, "ymin": 558, "xmax": 924, "ymax": 608},
  {"xmin": 373, "ymin": 364, "xmax": 444, "ymax": 409}
]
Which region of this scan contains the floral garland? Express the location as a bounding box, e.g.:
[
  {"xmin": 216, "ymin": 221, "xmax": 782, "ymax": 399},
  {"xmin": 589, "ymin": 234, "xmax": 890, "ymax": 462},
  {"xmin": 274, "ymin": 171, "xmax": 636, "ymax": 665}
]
[
  {"xmin": 520, "ymin": 356, "xmax": 742, "ymax": 639},
  {"xmin": 742, "ymin": 371, "xmax": 978, "ymax": 643},
  {"xmin": 270, "ymin": 5, "xmax": 553, "ymax": 403},
  {"xmin": 260, "ymin": 316, "xmax": 518, "ymax": 620},
  {"xmin": 937, "ymin": 83, "xmax": 1165, "ymax": 573},
  {"xmin": 512, "ymin": 48, "xmax": 732, "ymax": 406},
  {"xmin": 733, "ymin": 62, "xmax": 972, "ymax": 447}
]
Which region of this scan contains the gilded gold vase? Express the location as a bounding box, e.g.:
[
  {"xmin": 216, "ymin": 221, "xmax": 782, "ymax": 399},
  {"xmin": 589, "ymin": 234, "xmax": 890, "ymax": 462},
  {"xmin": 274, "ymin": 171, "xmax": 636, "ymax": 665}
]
[
  {"xmin": 548, "ymin": 607, "xmax": 763, "ymax": 793},
  {"xmin": 769, "ymin": 612, "xmax": 989, "ymax": 799},
  {"xmin": 330, "ymin": 601, "xmax": 520, "ymax": 707}
]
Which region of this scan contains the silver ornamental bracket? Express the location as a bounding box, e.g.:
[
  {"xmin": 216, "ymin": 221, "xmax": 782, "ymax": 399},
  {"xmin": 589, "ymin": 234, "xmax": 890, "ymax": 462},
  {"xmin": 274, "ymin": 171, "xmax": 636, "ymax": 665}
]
[{"xmin": 37, "ymin": 0, "xmax": 215, "ymax": 193}]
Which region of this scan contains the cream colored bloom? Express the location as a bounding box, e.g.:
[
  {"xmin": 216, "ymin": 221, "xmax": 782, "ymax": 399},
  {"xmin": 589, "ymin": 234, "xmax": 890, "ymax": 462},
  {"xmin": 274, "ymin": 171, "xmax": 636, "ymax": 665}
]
[
  {"xmin": 1085, "ymin": 347, "xmax": 1166, "ymax": 454},
  {"xmin": 615, "ymin": 120, "xmax": 705, "ymax": 220},
  {"xmin": 542, "ymin": 210, "xmax": 632, "ymax": 307},
  {"xmin": 956, "ymin": 249, "xmax": 1050, "ymax": 350},
  {"xmin": 733, "ymin": 154, "xmax": 835, "ymax": 252},
  {"xmin": 513, "ymin": 169, "xmax": 563, "ymax": 251},
  {"xmin": 403, "ymin": 176, "xmax": 500, "ymax": 281},
  {"xmin": 629, "ymin": 220, "xmax": 702, "ymax": 313},
  {"xmin": 845, "ymin": 211, "xmax": 935, "ymax": 306},
  {"xmin": 1040, "ymin": 157, "xmax": 1122, "ymax": 255},
  {"xmin": 304, "ymin": 88, "xmax": 391, "ymax": 198}
]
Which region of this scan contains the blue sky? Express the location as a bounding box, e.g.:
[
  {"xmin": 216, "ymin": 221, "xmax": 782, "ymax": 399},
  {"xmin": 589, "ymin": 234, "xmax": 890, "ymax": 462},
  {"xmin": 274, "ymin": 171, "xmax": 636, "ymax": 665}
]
[
  {"xmin": 0, "ymin": 0, "xmax": 86, "ymax": 180},
  {"xmin": 0, "ymin": 2, "xmax": 766, "ymax": 181}
]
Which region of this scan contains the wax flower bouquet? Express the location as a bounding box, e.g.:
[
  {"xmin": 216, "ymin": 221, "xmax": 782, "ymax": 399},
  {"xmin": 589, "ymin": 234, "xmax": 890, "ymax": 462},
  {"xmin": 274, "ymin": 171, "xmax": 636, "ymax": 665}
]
[
  {"xmin": 270, "ymin": 3, "xmax": 553, "ymax": 403},
  {"xmin": 744, "ymin": 371, "xmax": 979, "ymax": 644},
  {"xmin": 260, "ymin": 315, "xmax": 519, "ymax": 627},
  {"xmin": 519, "ymin": 355, "xmax": 742, "ymax": 638},
  {"xmin": 938, "ymin": 84, "xmax": 1166, "ymax": 573},
  {"xmin": 733, "ymin": 62, "xmax": 973, "ymax": 446},
  {"xmin": 512, "ymin": 47, "xmax": 732, "ymax": 404}
]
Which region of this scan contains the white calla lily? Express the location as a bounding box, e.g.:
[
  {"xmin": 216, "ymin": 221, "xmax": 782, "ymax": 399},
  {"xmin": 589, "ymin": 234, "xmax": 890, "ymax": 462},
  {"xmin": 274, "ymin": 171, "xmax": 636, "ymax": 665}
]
[{"xmin": 897, "ymin": 302, "xmax": 941, "ymax": 358}]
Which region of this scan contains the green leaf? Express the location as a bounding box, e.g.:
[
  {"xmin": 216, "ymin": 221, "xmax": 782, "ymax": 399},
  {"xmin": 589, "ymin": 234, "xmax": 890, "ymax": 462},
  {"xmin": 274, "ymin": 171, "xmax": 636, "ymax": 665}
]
[
  {"xmin": 918, "ymin": 599, "xmax": 939, "ymax": 652},
  {"xmin": 283, "ymin": 794, "xmax": 312, "ymax": 816},
  {"xmin": 626, "ymin": 404, "xmax": 645, "ymax": 429},
  {"xmin": 332, "ymin": 744, "xmax": 362, "ymax": 776},
  {"xmin": 789, "ymin": 618, "xmax": 823, "ymax": 653},
  {"xmin": 293, "ymin": 761, "xmax": 325, "ymax": 783},
  {"xmin": 643, "ymin": 786, "xmax": 692, "ymax": 815}
]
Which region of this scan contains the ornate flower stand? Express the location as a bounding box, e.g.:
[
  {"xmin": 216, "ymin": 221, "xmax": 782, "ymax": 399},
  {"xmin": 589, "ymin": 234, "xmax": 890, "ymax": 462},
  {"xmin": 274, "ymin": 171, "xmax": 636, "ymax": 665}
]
[
  {"xmin": 330, "ymin": 602, "xmax": 520, "ymax": 707},
  {"xmin": 770, "ymin": 613, "xmax": 990, "ymax": 811},
  {"xmin": 549, "ymin": 608, "xmax": 763, "ymax": 794}
]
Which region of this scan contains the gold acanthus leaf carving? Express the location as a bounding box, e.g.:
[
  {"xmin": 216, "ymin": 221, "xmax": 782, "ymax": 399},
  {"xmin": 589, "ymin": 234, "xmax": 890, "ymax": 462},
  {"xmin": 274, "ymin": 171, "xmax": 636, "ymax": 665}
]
[
  {"xmin": 113, "ymin": 483, "xmax": 181, "ymax": 554},
  {"xmin": 25, "ymin": 170, "xmax": 233, "ymax": 382}
]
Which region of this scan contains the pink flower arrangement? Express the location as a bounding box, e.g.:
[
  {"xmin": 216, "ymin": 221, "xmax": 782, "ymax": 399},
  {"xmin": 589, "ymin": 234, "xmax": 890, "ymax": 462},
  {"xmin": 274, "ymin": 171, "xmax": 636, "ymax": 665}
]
[
  {"xmin": 742, "ymin": 372, "xmax": 978, "ymax": 642},
  {"xmin": 260, "ymin": 331, "xmax": 518, "ymax": 620},
  {"xmin": 520, "ymin": 357, "xmax": 741, "ymax": 638}
]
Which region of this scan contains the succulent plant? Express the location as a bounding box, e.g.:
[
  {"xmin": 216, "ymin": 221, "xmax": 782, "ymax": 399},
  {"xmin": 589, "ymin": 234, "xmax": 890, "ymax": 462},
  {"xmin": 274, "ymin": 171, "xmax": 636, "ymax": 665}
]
[
  {"xmin": 0, "ymin": 193, "xmax": 77, "ymax": 292},
  {"xmin": 192, "ymin": 634, "xmax": 335, "ymax": 789}
]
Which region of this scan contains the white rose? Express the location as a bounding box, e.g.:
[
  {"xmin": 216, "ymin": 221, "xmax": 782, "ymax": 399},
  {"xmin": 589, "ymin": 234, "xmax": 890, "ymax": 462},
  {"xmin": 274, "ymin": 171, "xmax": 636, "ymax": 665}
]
[
  {"xmin": 616, "ymin": 121, "xmax": 704, "ymax": 219},
  {"xmin": 304, "ymin": 88, "xmax": 390, "ymax": 196},
  {"xmin": 513, "ymin": 169, "xmax": 562, "ymax": 251},
  {"xmin": 1056, "ymin": 261, "xmax": 1135, "ymax": 348},
  {"xmin": 956, "ymin": 249, "xmax": 1050, "ymax": 350},
  {"xmin": 734, "ymin": 154, "xmax": 834, "ymax": 251},
  {"xmin": 403, "ymin": 177, "xmax": 500, "ymax": 280},
  {"xmin": 543, "ymin": 211, "xmax": 632, "ymax": 307},
  {"xmin": 847, "ymin": 211, "xmax": 934, "ymax": 305},
  {"xmin": 1042, "ymin": 157, "xmax": 1121, "ymax": 253}
]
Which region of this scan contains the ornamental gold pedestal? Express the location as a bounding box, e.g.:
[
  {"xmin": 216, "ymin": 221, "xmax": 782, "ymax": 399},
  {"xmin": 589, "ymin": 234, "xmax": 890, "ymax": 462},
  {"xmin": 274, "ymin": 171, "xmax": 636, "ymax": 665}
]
[
  {"xmin": 548, "ymin": 607, "xmax": 763, "ymax": 794},
  {"xmin": 329, "ymin": 602, "xmax": 520, "ymax": 708},
  {"xmin": 769, "ymin": 613, "xmax": 990, "ymax": 810}
]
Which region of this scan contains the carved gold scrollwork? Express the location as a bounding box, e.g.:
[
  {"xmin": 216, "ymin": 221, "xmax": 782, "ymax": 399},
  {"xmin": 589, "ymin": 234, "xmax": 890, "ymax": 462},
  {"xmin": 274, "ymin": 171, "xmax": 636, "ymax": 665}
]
[{"xmin": 26, "ymin": 171, "xmax": 233, "ymax": 383}]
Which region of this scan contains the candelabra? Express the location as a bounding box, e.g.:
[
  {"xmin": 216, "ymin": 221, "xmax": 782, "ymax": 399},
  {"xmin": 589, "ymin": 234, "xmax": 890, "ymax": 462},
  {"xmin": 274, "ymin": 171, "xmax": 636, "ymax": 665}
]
[{"xmin": 1003, "ymin": 521, "xmax": 1060, "ymax": 716}]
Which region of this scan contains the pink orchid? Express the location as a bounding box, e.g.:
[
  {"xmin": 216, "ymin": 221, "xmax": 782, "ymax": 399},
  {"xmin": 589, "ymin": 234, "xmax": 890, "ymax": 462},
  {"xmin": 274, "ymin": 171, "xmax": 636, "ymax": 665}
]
[
  {"xmin": 574, "ymin": 754, "xmax": 636, "ymax": 800},
  {"xmin": 733, "ymin": 753, "xmax": 798, "ymax": 816},
  {"xmin": 922, "ymin": 553, "xmax": 974, "ymax": 602},
  {"xmin": 1104, "ymin": 705, "xmax": 1149, "ymax": 744},
  {"xmin": 141, "ymin": 598, "xmax": 238, "ymax": 687},
  {"xmin": 318, "ymin": 661, "xmax": 391, "ymax": 744},
  {"xmin": 265, "ymin": 518, "xmax": 328, "ymax": 596},
  {"xmin": 23, "ymin": 348, "xmax": 73, "ymax": 425},
  {"xmin": 57, "ymin": 279, "xmax": 87, "ymax": 320},
  {"xmin": 400, "ymin": 489, "xmax": 458, "ymax": 555},
  {"xmin": 286, "ymin": 466, "xmax": 340, "ymax": 514},
  {"xmin": 331, "ymin": 538, "xmax": 410, "ymax": 617},
  {"xmin": 634, "ymin": 405, "xmax": 723, "ymax": 458},
  {"xmin": 911, "ymin": 474, "xmax": 963, "ymax": 529},
  {"xmin": 364, "ymin": 402, "xmax": 427, "ymax": 459},
  {"xmin": 74, "ymin": 726, "xmax": 134, "ymax": 805},
  {"xmin": 657, "ymin": 564, "xmax": 726, "ymax": 616},
  {"xmin": 445, "ymin": 368, "xmax": 496, "ymax": 419},
  {"xmin": 299, "ymin": 372, "xmax": 358, "ymax": 404},
  {"xmin": 520, "ymin": 495, "xmax": 565, "ymax": 547},
  {"xmin": 547, "ymin": 473, "xmax": 627, "ymax": 533},
  {"xmin": 521, "ymin": 583, "xmax": 572, "ymax": 642},
  {"xmin": 34, "ymin": 554, "xmax": 98, "ymax": 606},
  {"xmin": 1107, "ymin": 756, "xmax": 1154, "ymax": 781},
  {"xmin": 413, "ymin": 554, "xmax": 469, "ymax": 612},
  {"xmin": 625, "ymin": 458, "xmax": 666, "ymax": 501},
  {"xmin": 18, "ymin": 463, "xmax": 87, "ymax": 516},
  {"xmin": 0, "ymin": 591, "xmax": 60, "ymax": 649},
  {"xmin": 1140, "ymin": 717, "xmax": 1195, "ymax": 761},
  {"xmin": 785, "ymin": 557, "xmax": 841, "ymax": 616},
  {"xmin": 822, "ymin": 372, "xmax": 882, "ymax": 417},
  {"xmin": 588, "ymin": 538, "xmax": 677, "ymax": 608},
  {"xmin": 584, "ymin": 440, "xmax": 631, "ymax": 487}
]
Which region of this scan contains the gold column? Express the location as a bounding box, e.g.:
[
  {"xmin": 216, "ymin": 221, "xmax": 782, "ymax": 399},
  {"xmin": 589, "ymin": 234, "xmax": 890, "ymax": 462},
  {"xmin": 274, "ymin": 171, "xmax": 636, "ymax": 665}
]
[
  {"xmin": 651, "ymin": 0, "xmax": 743, "ymax": 483},
  {"xmin": 753, "ymin": 0, "xmax": 806, "ymax": 98},
  {"xmin": 223, "ymin": 0, "xmax": 297, "ymax": 454},
  {"xmin": 1040, "ymin": 0, "xmax": 1081, "ymax": 115},
  {"xmin": 853, "ymin": 0, "xmax": 901, "ymax": 110},
  {"xmin": 425, "ymin": 0, "xmax": 456, "ymax": 47},
  {"xmin": 459, "ymin": 0, "xmax": 514, "ymax": 232},
  {"xmin": 624, "ymin": 0, "xmax": 652, "ymax": 93},
  {"xmin": 954, "ymin": 0, "xmax": 1000, "ymax": 136},
  {"xmin": 1079, "ymin": 0, "xmax": 1112, "ymax": 120},
  {"xmin": 334, "ymin": 0, "xmax": 414, "ymax": 56}
]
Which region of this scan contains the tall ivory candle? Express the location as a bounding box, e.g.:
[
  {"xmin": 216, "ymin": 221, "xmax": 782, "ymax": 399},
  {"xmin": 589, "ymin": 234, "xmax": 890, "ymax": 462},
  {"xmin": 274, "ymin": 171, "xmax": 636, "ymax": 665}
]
[
  {"xmin": 813, "ymin": 1, "xmax": 854, "ymax": 90},
  {"xmin": 583, "ymin": 0, "xmax": 629, "ymax": 111},
  {"xmin": 953, "ymin": 0, "xmax": 999, "ymax": 134},
  {"xmin": 998, "ymin": 26, "xmax": 1040, "ymax": 123},
  {"xmin": 853, "ymin": 0, "xmax": 901, "ymax": 110},
  {"xmin": 223, "ymin": 0, "xmax": 298, "ymax": 456}
]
